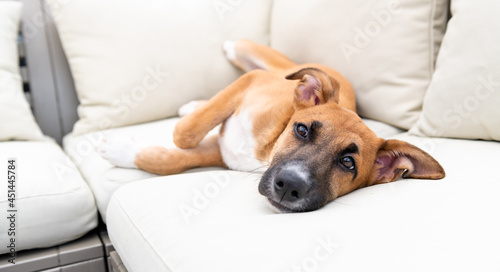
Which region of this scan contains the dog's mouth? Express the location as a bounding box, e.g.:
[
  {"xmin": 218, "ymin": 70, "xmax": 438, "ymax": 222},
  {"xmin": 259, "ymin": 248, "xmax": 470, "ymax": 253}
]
[{"xmin": 264, "ymin": 198, "xmax": 296, "ymax": 213}]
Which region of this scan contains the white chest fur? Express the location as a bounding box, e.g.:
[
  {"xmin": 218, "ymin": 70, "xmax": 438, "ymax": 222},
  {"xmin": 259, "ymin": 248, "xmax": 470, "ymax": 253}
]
[{"xmin": 218, "ymin": 110, "xmax": 266, "ymax": 172}]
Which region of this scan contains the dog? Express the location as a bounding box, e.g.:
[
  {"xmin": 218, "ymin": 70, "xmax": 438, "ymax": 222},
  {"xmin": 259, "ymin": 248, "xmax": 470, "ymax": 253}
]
[{"xmin": 98, "ymin": 40, "xmax": 445, "ymax": 212}]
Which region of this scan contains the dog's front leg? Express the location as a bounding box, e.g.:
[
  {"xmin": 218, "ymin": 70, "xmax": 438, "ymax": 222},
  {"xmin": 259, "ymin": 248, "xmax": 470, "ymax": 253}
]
[{"xmin": 173, "ymin": 71, "xmax": 256, "ymax": 149}]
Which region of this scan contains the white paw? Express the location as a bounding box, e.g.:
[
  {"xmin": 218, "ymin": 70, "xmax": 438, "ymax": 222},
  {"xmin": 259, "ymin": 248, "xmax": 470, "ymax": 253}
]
[
  {"xmin": 222, "ymin": 40, "xmax": 237, "ymax": 60},
  {"xmin": 96, "ymin": 137, "xmax": 147, "ymax": 168},
  {"xmin": 178, "ymin": 100, "xmax": 206, "ymax": 117}
]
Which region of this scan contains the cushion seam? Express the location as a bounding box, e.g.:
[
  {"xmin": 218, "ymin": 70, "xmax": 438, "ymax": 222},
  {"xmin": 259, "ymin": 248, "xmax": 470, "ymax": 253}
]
[{"xmin": 0, "ymin": 184, "xmax": 86, "ymax": 201}]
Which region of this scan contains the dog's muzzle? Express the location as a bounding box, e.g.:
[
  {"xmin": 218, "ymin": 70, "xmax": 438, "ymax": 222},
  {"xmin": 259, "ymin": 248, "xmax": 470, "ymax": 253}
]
[{"xmin": 259, "ymin": 161, "xmax": 325, "ymax": 212}]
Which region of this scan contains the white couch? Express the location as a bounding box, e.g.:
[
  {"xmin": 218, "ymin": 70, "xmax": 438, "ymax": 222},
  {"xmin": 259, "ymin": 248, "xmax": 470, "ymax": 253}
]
[{"xmin": 4, "ymin": 0, "xmax": 500, "ymax": 271}]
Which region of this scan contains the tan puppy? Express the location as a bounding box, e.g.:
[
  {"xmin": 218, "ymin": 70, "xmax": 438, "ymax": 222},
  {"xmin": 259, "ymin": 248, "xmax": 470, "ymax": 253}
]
[{"xmin": 99, "ymin": 40, "xmax": 445, "ymax": 212}]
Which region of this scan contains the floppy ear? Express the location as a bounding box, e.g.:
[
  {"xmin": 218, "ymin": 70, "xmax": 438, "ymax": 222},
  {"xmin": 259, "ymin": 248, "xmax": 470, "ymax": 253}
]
[
  {"xmin": 368, "ymin": 139, "xmax": 445, "ymax": 185},
  {"xmin": 286, "ymin": 67, "xmax": 340, "ymax": 109}
]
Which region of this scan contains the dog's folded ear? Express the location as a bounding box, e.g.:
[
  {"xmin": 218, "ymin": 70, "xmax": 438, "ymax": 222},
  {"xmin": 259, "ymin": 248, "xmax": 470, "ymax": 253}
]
[
  {"xmin": 368, "ymin": 139, "xmax": 446, "ymax": 186},
  {"xmin": 286, "ymin": 67, "xmax": 340, "ymax": 110}
]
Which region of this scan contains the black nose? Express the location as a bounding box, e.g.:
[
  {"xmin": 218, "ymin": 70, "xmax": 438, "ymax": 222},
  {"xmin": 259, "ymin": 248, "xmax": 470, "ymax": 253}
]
[{"xmin": 273, "ymin": 168, "xmax": 309, "ymax": 203}]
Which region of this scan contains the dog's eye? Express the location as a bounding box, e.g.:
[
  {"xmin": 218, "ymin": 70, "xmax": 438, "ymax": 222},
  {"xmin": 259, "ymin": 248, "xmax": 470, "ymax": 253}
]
[
  {"xmin": 340, "ymin": 156, "xmax": 355, "ymax": 170},
  {"xmin": 295, "ymin": 123, "xmax": 309, "ymax": 138}
]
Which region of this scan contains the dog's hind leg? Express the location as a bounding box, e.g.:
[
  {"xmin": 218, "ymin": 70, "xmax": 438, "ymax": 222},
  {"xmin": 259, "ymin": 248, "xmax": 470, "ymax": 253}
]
[
  {"xmin": 97, "ymin": 135, "xmax": 224, "ymax": 175},
  {"xmin": 223, "ymin": 39, "xmax": 296, "ymax": 73},
  {"xmin": 127, "ymin": 135, "xmax": 225, "ymax": 175},
  {"xmin": 134, "ymin": 135, "xmax": 224, "ymax": 175}
]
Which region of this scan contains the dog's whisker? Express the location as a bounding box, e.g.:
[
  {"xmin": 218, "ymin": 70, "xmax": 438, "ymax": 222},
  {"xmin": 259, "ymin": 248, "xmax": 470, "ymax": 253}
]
[{"xmin": 332, "ymin": 200, "xmax": 355, "ymax": 206}]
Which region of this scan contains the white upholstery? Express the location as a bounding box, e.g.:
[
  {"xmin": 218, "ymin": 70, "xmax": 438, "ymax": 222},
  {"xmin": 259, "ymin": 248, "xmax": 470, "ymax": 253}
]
[
  {"xmin": 63, "ymin": 117, "xmax": 226, "ymax": 222},
  {"xmin": 410, "ymin": 0, "xmax": 500, "ymax": 141},
  {"xmin": 270, "ymin": 0, "xmax": 449, "ymax": 130},
  {"xmin": 47, "ymin": 0, "xmax": 272, "ymax": 135},
  {"xmin": 0, "ymin": 140, "xmax": 97, "ymax": 253},
  {"xmin": 0, "ymin": 2, "xmax": 97, "ymax": 254},
  {"xmin": 107, "ymin": 135, "xmax": 500, "ymax": 272},
  {"xmin": 361, "ymin": 118, "xmax": 404, "ymax": 138},
  {"xmin": 64, "ymin": 116, "xmax": 400, "ymax": 223},
  {"xmin": 63, "ymin": 118, "xmax": 177, "ymax": 222}
]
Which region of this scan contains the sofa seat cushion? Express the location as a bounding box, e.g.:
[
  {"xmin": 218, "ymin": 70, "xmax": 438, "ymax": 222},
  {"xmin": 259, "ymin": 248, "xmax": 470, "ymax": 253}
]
[
  {"xmin": 106, "ymin": 135, "xmax": 500, "ymax": 272},
  {"xmin": 63, "ymin": 116, "xmax": 402, "ymax": 222},
  {"xmin": 0, "ymin": 141, "xmax": 97, "ymax": 254}
]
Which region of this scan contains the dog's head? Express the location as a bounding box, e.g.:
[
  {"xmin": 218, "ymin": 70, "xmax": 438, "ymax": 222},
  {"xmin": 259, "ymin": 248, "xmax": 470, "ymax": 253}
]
[{"xmin": 258, "ymin": 68, "xmax": 445, "ymax": 212}]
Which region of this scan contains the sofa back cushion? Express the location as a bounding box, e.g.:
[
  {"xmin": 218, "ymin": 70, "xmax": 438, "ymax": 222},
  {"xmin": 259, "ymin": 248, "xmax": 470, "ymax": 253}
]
[
  {"xmin": 410, "ymin": 0, "xmax": 500, "ymax": 141},
  {"xmin": 0, "ymin": 1, "xmax": 45, "ymax": 141},
  {"xmin": 271, "ymin": 0, "xmax": 449, "ymax": 130},
  {"xmin": 48, "ymin": 0, "xmax": 272, "ymax": 135}
]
